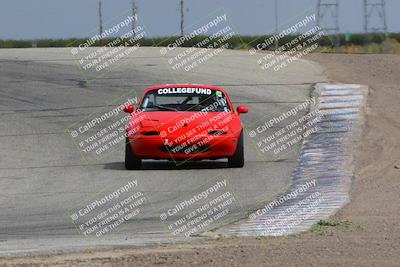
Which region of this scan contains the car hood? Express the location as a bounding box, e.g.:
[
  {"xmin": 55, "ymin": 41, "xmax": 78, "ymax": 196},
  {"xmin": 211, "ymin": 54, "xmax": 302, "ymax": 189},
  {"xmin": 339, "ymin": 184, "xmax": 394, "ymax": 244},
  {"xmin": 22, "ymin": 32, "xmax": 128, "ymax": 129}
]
[{"xmin": 139, "ymin": 111, "xmax": 235, "ymax": 134}]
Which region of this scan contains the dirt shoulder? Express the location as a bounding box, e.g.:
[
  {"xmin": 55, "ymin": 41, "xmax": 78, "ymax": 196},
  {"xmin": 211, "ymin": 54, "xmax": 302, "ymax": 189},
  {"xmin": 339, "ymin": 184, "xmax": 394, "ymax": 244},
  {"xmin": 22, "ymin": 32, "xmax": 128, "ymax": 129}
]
[{"xmin": 2, "ymin": 53, "xmax": 400, "ymax": 266}]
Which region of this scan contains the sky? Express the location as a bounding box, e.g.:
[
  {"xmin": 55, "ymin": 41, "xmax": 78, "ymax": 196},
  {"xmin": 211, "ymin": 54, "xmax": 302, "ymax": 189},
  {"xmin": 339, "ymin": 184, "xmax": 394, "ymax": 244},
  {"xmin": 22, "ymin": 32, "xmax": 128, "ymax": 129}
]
[{"xmin": 0, "ymin": 0, "xmax": 398, "ymax": 39}]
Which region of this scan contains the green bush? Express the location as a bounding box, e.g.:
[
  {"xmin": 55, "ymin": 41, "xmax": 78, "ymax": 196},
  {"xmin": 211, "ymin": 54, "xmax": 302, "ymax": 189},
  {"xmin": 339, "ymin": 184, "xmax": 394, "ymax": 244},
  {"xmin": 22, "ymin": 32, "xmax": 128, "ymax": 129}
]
[{"xmin": 0, "ymin": 33, "xmax": 398, "ymax": 52}]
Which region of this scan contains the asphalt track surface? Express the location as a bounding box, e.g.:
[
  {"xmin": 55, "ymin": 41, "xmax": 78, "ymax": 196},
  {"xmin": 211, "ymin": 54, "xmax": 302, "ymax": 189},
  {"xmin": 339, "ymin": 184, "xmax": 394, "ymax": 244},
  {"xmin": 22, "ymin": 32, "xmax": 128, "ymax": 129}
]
[{"xmin": 0, "ymin": 47, "xmax": 326, "ymax": 256}]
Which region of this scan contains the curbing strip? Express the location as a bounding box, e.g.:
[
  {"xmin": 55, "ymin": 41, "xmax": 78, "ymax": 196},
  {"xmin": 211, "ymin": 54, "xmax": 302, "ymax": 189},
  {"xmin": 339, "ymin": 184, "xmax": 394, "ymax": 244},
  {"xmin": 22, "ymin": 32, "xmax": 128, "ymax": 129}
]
[{"xmin": 210, "ymin": 83, "xmax": 368, "ymax": 237}]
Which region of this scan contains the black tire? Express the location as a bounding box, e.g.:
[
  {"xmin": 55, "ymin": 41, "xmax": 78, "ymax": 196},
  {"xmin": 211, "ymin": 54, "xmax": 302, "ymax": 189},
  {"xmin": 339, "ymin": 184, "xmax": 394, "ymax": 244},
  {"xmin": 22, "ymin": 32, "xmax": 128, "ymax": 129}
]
[
  {"xmin": 228, "ymin": 130, "xmax": 244, "ymax": 168},
  {"xmin": 125, "ymin": 137, "xmax": 142, "ymax": 170}
]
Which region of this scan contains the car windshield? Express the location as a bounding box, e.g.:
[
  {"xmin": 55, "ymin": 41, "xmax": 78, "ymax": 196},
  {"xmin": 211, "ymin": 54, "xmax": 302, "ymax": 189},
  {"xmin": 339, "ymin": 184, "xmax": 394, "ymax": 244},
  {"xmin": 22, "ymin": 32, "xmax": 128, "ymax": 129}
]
[{"xmin": 139, "ymin": 88, "xmax": 231, "ymax": 112}]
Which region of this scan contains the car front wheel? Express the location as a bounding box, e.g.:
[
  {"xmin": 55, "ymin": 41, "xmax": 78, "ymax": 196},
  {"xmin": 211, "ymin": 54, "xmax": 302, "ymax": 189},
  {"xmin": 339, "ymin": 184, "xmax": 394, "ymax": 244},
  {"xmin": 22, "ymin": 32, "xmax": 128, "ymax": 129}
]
[
  {"xmin": 228, "ymin": 130, "xmax": 244, "ymax": 168},
  {"xmin": 125, "ymin": 137, "xmax": 142, "ymax": 170}
]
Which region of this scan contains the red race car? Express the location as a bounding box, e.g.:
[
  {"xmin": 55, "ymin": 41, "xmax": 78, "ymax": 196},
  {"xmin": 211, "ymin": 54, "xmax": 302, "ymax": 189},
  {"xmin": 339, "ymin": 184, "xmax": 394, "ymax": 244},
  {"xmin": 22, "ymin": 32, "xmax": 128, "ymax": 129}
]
[{"xmin": 123, "ymin": 84, "xmax": 248, "ymax": 169}]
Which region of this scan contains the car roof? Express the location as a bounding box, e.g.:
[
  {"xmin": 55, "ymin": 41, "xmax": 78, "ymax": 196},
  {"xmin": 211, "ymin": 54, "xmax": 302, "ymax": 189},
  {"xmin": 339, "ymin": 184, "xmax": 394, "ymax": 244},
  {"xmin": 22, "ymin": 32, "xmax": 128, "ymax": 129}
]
[{"xmin": 144, "ymin": 84, "xmax": 227, "ymax": 94}]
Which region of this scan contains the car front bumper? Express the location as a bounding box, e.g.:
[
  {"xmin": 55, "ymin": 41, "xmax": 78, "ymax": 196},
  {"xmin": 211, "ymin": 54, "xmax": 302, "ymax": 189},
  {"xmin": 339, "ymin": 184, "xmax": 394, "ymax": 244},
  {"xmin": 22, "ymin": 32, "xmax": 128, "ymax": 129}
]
[{"xmin": 128, "ymin": 134, "xmax": 238, "ymax": 160}]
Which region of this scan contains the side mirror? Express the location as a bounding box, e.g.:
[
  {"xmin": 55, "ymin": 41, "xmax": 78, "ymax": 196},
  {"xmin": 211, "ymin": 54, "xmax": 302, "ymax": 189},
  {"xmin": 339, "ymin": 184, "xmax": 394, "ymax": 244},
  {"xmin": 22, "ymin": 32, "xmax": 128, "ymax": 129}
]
[
  {"xmin": 237, "ymin": 105, "xmax": 249, "ymax": 114},
  {"xmin": 123, "ymin": 104, "xmax": 134, "ymax": 114}
]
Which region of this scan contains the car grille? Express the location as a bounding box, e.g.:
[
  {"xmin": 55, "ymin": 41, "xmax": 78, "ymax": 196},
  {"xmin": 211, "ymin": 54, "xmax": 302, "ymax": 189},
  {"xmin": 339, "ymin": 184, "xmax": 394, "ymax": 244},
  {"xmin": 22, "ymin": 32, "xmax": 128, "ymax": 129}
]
[
  {"xmin": 141, "ymin": 131, "xmax": 160, "ymax": 136},
  {"xmin": 160, "ymin": 145, "xmax": 210, "ymax": 154}
]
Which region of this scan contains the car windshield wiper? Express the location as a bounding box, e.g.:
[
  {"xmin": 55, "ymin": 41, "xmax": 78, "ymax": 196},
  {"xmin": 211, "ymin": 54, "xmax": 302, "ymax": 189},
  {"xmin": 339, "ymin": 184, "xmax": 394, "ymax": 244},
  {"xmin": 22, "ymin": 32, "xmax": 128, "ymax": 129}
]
[{"xmin": 152, "ymin": 104, "xmax": 178, "ymax": 111}]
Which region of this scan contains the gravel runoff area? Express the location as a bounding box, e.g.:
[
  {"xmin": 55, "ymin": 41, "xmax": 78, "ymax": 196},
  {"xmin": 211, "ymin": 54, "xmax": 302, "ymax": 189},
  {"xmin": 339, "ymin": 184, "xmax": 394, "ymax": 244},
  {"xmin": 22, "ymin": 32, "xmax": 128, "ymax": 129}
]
[{"xmin": 1, "ymin": 53, "xmax": 400, "ymax": 266}]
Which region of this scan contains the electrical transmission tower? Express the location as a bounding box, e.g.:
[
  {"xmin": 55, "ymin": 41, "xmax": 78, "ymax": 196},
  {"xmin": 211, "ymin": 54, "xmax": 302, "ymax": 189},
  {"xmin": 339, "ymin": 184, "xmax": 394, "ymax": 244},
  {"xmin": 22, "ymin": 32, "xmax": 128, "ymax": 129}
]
[
  {"xmin": 98, "ymin": 0, "xmax": 103, "ymax": 37},
  {"xmin": 180, "ymin": 0, "xmax": 184, "ymax": 36},
  {"xmin": 364, "ymin": 0, "xmax": 387, "ymax": 33},
  {"xmin": 317, "ymin": 0, "xmax": 340, "ymax": 47}
]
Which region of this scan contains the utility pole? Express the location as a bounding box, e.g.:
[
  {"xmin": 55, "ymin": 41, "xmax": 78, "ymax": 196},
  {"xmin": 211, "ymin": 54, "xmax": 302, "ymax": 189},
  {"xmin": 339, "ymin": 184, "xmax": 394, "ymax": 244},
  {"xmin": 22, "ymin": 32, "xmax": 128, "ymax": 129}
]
[
  {"xmin": 274, "ymin": 0, "xmax": 279, "ymax": 49},
  {"xmin": 180, "ymin": 0, "xmax": 184, "ymax": 36},
  {"xmin": 98, "ymin": 0, "xmax": 103, "ymax": 37},
  {"xmin": 317, "ymin": 0, "xmax": 340, "ymax": 47},
  {"xmin": 132, "ymin": 0, "xmax": 137, "ymax": 37}
]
